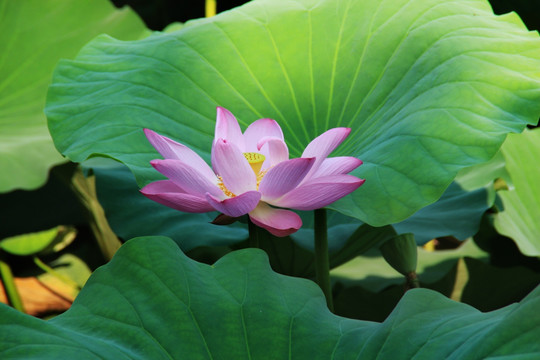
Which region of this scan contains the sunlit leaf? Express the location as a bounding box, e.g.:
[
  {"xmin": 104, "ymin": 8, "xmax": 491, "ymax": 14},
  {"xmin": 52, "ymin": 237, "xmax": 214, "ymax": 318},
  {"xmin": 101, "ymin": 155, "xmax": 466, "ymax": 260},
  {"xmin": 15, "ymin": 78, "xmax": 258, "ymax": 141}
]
[
  {"xmin": 46, "ymin": 0, "xmax": 540, "ymax": 226},
  {"xmin": 455, "ymin": 150, "xmax": 510, "ymax": 191},
  {"xmin": 0, "ymin": 0, "xmax": 147, "ymax": 192},
  {"xmin": 494, "ymin": 128, "xmax": 540, "ymax": 256},
  {"xmin": 0, "ymin": 226, "xmax": 76, "ymax": 256}
]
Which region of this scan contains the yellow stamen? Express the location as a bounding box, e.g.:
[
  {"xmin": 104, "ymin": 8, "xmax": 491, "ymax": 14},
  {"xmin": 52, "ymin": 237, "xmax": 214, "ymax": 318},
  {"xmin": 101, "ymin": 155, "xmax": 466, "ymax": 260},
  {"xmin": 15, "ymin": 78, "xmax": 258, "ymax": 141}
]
[
  {"xmin": 217, "ymin": 153, "xmax": 267, "ymax": 197},
  {"xmin": 243, "ymin": 152, "xmax": 265, "ymax": 175},
  {"xmin": 217, "ymin": 176, "xmax": 236, "ymax": 197},
  {"xmin": 256, "ymin": 170, "xmax": 267, "ymax": 190}
]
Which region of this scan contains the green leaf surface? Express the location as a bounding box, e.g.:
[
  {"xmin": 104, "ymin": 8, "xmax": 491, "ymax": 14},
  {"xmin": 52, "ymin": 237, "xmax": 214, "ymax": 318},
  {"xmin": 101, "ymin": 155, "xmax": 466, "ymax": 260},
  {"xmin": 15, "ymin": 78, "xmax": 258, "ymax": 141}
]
[
  {"xmin": 393, "ymin": 182, "xmax": 491, "ymax": 245},
  {"xmin": 163, "ymin": 22, "xmax": 184, "ymax": 33},
  {"xmin": 455, "ymin": 150, "xmax": 510, "ymax": 191},
  {"xmin": 46, "ymin": 0, "xmax": 540, "ymax": 225},
  {"xmin": 494, "ymin": 128, "xmax": 540, "ymax": 256},
  {"xmin": 0, "ymin": 226, "xmax": 75, "ymax": 256},
  {"xmin": 1, "ymin": 236, "xmax": 539, "ymax": 358},
  {"xmin": 0, "ymin": 0, "xmax": 147, "ymax": 192}
]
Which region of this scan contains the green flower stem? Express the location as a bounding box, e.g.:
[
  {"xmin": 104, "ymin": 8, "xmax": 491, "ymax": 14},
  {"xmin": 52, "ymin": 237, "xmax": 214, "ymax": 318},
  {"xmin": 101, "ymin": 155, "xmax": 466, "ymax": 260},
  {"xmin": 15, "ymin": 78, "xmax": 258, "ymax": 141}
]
[
  {"xmin": 248, "ymin": 218, "xmax": 260, "ymax": 248},
  {"xmin": 205, "ymin": 0, "xmax": 216, "ymax": 17},
  {"xmin": 33, "ymin": 256, "xmax": 81, "ymax": 290},
  {"xmin": 405, "ymin": 271, "xmax": 420, "ymax": 290},
  {"xmin": 0, "ymin": 253, "xmax": 25, "ymax": 312},
  {"xmin": 314, "ymin": 208, "xmax": 334, "ymax": 312}
]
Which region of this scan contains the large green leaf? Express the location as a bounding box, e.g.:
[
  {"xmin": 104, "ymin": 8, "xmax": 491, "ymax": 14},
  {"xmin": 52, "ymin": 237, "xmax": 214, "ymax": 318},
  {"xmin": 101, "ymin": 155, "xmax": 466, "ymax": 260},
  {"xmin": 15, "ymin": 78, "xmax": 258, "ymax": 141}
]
[
  {"xmin": 0, "ymin": 0, "xmax": 147, "ymax": 192},
  {"xmin": 494, "ymin": 128, "xmax": 540, "ymax": 256},
  {"xmin": 46, "ymin": 0, "xmax": 540, "ymax": 226},
  {"xmin": 1, "ymin": 236, "xmax": 539, "ymax": 358}
]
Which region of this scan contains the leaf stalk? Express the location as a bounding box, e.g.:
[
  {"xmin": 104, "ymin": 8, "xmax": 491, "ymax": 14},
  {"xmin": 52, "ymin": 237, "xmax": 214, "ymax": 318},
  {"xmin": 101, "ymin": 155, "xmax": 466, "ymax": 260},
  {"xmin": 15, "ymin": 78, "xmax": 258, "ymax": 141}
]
[{"xmin": 314, "ymin": 208, "xmax": 334, "ymax": 312}]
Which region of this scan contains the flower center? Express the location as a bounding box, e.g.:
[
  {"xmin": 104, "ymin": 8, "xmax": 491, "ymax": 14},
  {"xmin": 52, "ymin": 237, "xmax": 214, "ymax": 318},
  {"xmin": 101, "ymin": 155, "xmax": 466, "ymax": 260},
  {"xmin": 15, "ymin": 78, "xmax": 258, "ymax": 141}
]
[
  {"xmin": 217, "ymin": 153, "xmax": 267, "ymax": 198},
  {"xmin": 243, "ymin": 152, "xmax": 265, "ymax": 175}
]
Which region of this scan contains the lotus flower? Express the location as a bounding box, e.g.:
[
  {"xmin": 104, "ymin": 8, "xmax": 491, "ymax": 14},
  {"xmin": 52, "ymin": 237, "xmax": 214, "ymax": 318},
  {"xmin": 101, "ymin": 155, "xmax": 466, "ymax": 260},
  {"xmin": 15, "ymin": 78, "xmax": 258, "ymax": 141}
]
[{"xmin": 141, "ymin": 107, "xmax": 364, "ymax": 237}]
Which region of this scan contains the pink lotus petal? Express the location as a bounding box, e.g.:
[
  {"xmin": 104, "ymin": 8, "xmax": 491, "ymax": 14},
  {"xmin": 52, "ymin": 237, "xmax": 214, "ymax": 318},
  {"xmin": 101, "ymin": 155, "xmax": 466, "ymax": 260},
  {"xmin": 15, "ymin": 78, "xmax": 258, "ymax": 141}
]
[
  {"xmin": 206, "ymin": 191, "xmax": 261, "ymax": 217},
  {"xmin": 259, "ymin": 157, "xmax": 315, "ymax": 201},
  {"xmin": 212, "ymin": 139, "xmax": 257, "ymax": 195},
  {"xmin": 249, "ymin": 202, "xmax": 302, "ymax": 237},
  {"xmin": 144, "ymin": 129, "xmax": 216, "ymax": 182},
  {"xmin": 301, "ymin": 127, "xmax": 351, "ymax": 182},
  {"xmin": 302, "ymin": 127, "xmax": 351, "ymax": 158},
  {"xmin": 141, "ymin": 181, "xmax": 215, "ymax": 213},
  {"xmin": 257, "ymin": 136, "xmax": 289, "ymax": 168},
  {"xmin": 211, "ymin": 145, "xmax": 222, "ymax": 177},
  {"xmin": 140, "ymin": 179, "xmax": 185, "ymax": 193},
  {"xmin": 243, "ymin": 118, "xmax": 284, "ymax": 152},
  {"xmin": 270, "ymin": 175, "xmax": 365, "ymax": 210},
  {"xmin": 312, "ymin": 157, "xmax": 363, "ymax": 177},
  {"xmin": 151, "ymin": 159, "xmax": 223, "ymax": 199},
  {"xmin": 214, "ymin": 107, "xmax": 245, "ymax": 151}
]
